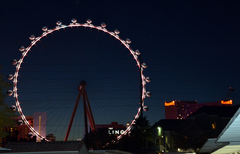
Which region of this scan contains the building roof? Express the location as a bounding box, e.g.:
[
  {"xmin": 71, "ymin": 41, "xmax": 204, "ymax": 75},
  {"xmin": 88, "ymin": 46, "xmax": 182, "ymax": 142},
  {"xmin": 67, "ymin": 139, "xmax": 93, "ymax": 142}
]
[
  {"xmin": 151, "ymin": 119, "xmax": 194, "ymax": 131},
  {"xmin": 96, "ymin": 122, "xmax": 126, "ymax": 128},
  {"xmin": 15, "ymin": 116, "xmax": 33, "ymax": 120},
  {"xmin": 216, "ymin": 106, "xmax": 240, "ymax": 143},
  {"xmin": 198, "ymin": 138, "xmax": 228, "ymax": 153},
  {"xmin": 176, "ymin": 100, "xmax": 198, "ymax": 104},
  {"xmin": 189, "ymin": 105, "xmax": 240, "ymax": 118},
  {"xmin": 2, "ymin": 141, "xmax": 85, "ymax": 153}
]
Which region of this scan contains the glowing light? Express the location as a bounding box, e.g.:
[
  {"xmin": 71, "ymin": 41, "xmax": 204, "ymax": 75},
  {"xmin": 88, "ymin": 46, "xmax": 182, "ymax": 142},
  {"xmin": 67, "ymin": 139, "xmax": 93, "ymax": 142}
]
[
  {"xmin": 142, "ymin": 63, "xmax": 147, "ymax": 68},
  {"xmin": 221, "ymin": 100, "xmax": 232, "ymax": 104},
  {"xmin": 86, "ymin": 19, "xmax": 92, "ymax": 24},
  {"xmin": 114, "ymin": 29, "xmax": 120, "ymax": 35},
  {"xmin": 29, "ymin": 35, "xmax": 35, "ymax": 41},
  {"xmin": 22, "ymin": 51, "xmax": 27, "ymax": 57},
  {"xmin": 7, "ymin": 74, "xmax": 13, "ymax": 80},
  {"xmin": 212, "ymin": 122, "xmax": 217, "ymax": 129},
  {"xmin": 146, "ymin": 91, "xmax": 151, "ymax": 97},
  {"xmin": 6, "ymin": 90, "xmax": 13, "ymax": 96},
  {"xmin": 158, "ymin": 127, "xmax": 161, "ymax": 136},
  {"xmin": 71, "ymin": 18, "xmax": 77, "ymax": 23},
  {"xmin": 145, "ymin": 77, "xmax": 151, "ymax": 83},
  {"xmin": 42, "ymin": 26, "xmax": 48, "ymax": 31},
  {"xmin": 165, "ymin": 101, "xmax": 175, "ymax": 106},
  {"xmin": 101, "ymin": 22, "xmax": 107, "ymax": 28},
  {"xmin": 56, "ymin": 20, "xmax": 62, "ymax": 26},
  {"xmin": 126, "ymin": 38, "xmax": 131, "ymax": 44},
  {"xmin": 19, "ymin": 46, "xmax": 25, "ymax": 52},
  {"xmin": 11, "ymin": 59, "xmax": 17, "ymax": 65}
]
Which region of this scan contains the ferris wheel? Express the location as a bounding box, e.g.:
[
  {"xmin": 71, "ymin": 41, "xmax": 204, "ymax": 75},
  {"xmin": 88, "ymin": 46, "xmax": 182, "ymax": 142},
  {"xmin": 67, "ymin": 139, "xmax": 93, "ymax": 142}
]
[{"xmin": 7, "ymin": 18, "xmax": 151, "ymax": 142}]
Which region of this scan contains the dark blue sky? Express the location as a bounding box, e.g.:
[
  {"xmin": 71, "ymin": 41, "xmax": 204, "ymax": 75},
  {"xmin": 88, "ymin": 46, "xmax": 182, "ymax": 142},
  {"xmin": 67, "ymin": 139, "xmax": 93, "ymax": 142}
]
[{"xmin": 1, "ymin": 0, "xmax": 240, "ymax": 140}]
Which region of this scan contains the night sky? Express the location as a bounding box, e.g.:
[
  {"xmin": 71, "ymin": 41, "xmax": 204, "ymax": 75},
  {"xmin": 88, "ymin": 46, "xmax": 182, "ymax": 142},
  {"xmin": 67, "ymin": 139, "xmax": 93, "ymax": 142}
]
[{"xmin": 1, "ymin": 0, "xmax": 240, "ymax": 141}]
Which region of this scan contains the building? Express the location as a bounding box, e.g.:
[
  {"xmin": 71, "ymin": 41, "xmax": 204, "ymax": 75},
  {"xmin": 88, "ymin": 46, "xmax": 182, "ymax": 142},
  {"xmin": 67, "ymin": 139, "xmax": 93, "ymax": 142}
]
[
  {"xmin": 165, "ymin": 100, "xmax": 233, "ymax": 119},
  {"xmin": 1, "ymin": 112, "xmax": 48, "ymax": 146},
  {"xmin": 15, "ymin": 116, "xmax": 34, "ymax": 141},
  {"xmin": 0, "ymin": 116, "xmax": 34, "ymax": 147},
  {"xmin": 151, "ymin": 119, "xmax": 205, "ymax": 153},
  {"xmin": 93, "ymin": 122, "xmax": 126, "ymax": 147},
  {"xmin": 187, "ymin": 105, "xmax": 240, "ymax": 138},
  {"xmin": 96, "ymin": 122, "xmax": 126, "ymax": 136},
  {"xmin": 150, "ymin": 103, "xmax": 239, "ymax": 153},
  {"xmin": 46, "ymin": 133, "xmax": 56, "ymax": 142},
  {"xmin": 33, "ymin": 112, "xmax": 47, "ymax": 142}
]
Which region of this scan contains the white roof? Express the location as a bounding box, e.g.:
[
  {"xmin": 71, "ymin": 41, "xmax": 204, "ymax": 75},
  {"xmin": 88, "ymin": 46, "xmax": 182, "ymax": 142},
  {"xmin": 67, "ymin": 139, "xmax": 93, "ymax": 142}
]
[
  {"xmin": 212, "ymin": 142, "xmax": 240, "ymax": 154},
  {"xmin": 199, "ymin": 107, "xmax": 240, "ymax": 154},
  {"xmin": 0, "ymin": 147, "xmax": 11, "ymax": 151},
  {"xmin": 217, "ymin": 107, "xmax": 240, "ymax": 142},
  {"xmin": 198, "ymin": 138, "xmax": 227, "ymax": 153}
]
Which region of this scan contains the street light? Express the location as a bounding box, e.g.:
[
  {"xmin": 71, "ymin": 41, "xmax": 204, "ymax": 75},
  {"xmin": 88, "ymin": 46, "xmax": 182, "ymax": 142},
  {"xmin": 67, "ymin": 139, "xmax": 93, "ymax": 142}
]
[{"xmin": 157, "ymin": 127, "xmax": 161, "ymax": 136}]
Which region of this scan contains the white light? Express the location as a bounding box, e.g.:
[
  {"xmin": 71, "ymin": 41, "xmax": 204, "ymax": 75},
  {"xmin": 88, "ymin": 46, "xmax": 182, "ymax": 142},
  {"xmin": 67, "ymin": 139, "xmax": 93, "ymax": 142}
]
[{"xmin": 86, "ymin": 19, "xmax": 92, "ymax": 24}]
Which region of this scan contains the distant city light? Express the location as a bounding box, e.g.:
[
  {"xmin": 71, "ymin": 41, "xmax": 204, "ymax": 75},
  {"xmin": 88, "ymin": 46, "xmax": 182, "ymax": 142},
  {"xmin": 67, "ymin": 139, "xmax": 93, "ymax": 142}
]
[
  {"xmin": 221, "ymin": 100, "xmax": 233, "ymax": 105},
  {"xmin": 165, "ymin": 101, "xmax": 175, "ymax": 106}
]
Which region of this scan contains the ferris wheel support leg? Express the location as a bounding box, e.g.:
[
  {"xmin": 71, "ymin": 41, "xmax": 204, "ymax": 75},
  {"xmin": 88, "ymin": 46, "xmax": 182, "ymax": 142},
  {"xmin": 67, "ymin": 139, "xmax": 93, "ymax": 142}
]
[
  {"xmin": 84, "ymin": 88, "xmax": 96, "ymax": 132},
  {"xmin": 64, "ymin": 90, "xmax": 82, "ymax": 141},
  {"xmin": 83, "ymin": 91, "xmax": 88, "ymax": 138}
]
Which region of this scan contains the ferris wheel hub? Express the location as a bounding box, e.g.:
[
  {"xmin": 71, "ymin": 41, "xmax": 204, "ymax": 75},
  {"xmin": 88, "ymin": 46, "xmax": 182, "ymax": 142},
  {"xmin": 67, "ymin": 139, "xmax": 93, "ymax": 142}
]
[
  {"xmin": 78, "ymin": 80, "xmax": 86, "ymax": 90},
  {"xmin": 80, "ymin": 80, "xmax": 87, "ymax": 87}
]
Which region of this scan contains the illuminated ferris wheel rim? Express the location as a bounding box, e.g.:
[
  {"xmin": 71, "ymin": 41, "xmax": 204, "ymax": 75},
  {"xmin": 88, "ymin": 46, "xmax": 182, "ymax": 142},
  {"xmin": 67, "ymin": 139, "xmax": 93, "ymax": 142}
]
[{"xmin": 8, "ymin": 18, "xmax": 151, "ymax": 141}]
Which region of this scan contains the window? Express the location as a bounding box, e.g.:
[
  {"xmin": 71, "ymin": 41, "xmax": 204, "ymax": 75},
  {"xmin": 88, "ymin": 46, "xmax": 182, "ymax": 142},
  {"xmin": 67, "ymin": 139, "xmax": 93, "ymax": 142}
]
[
  {"xmin": 212, "ymin": 122, "xmax": 217, "ymax": 129},
  {"xmin": 25, "ymin": 128, "xmax": 27, "ymax": 135}
]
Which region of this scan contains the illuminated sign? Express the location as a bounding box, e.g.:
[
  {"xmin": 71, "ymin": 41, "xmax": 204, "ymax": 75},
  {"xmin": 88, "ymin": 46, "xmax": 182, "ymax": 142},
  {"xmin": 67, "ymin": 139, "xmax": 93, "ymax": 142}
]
[
  {"xmin": 221, "ymin": 100, "xmax": 232, "ymax": 105},
  {"xmin": 165, "ymin": 101, "xmax": 175, "ymax": 106},
  {"xmin": 108, "ymin": 127, "xmax": 124, "ymax": 135}
]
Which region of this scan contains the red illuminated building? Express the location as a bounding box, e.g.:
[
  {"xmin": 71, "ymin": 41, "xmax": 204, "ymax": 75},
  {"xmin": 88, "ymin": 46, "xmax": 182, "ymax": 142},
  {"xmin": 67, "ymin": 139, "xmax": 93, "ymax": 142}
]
[
  {"xmin": 46, "ymin": 133, "xmax": 56, "ymax": 142},
  {"xmin": 165, "ymin": 100, "xmax": 233, "ymax": 119},
  {"xmin": 0, "ymin": 116, "xmax": 34, "ymax": 147},
  {"xmin": 15, "ymin": 116, "xmax": 34, "ymax": 141}
]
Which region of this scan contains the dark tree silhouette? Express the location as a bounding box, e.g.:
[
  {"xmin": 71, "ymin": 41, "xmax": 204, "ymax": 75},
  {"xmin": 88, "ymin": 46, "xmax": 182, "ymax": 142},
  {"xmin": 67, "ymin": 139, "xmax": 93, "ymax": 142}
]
[
  {"xmin": 0, "ymin": 65, "xmax": 16, "ymax": 138},
  {"xmin": 171, "ymin": 121, "xmax": 207, "ymax": 152},
  {"xmin": 131, "ymin": 116, "xmax": 152, "ymax": 149}
]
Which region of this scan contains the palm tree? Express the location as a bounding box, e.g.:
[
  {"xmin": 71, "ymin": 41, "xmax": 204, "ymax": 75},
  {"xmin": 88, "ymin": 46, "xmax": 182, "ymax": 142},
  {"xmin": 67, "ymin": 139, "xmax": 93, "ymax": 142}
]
[{"xmin": 131, "ymin": 116, "xmax": 152, "ymax": 149}]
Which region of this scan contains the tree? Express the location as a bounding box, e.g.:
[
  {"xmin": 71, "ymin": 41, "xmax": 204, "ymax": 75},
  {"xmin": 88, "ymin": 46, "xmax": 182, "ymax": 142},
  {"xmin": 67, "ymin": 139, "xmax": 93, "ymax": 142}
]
[
  {"xmin": 0, "ymin": 65, "xmax": 11, "ymax": 106},
  {"xmin": 131, "ymin": 116, "xmax": 152, "ymax": 149},
  {"xmin": 0, "ymin": 65, "xmax": 16, "ymax": 138},
  {"xmin": 171, "ymin": 121, "xmax": 207, "ymax": 152}
]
